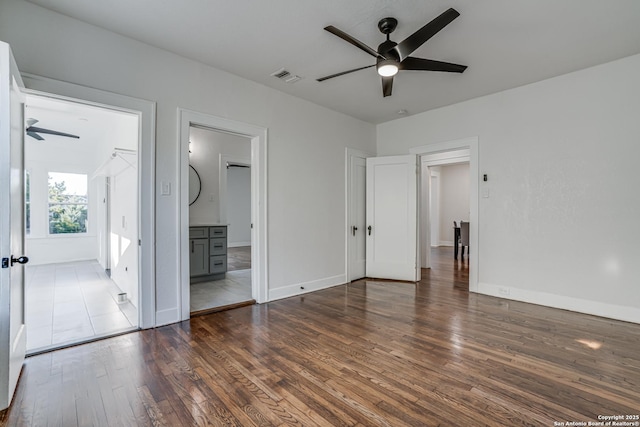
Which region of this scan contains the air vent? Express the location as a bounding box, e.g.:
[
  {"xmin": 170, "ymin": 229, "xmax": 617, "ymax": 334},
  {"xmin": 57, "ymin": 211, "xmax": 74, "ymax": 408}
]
[
  {"xmin": 271, "ymin": 68, "xmax": 302, "ymax": 84},
  {"xmin": 271, "ymin": 68, "xmax": 291, "ymax": 79}
]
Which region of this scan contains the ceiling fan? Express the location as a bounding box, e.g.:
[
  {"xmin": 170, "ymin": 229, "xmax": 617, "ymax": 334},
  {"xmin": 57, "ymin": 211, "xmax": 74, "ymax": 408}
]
[
  {"xmin": 26, "ymin": 118, "xmax": 80, "ymax": 141},
  {"xmin": 317, "ymin": 8, "xmax": 467, "ymax": 97}
]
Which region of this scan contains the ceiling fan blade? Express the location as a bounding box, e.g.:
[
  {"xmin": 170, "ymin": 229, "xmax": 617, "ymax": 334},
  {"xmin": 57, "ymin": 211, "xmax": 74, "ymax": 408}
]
[
  {"xmin": 316, "ymin": 64, "xmax": 375, "ymax": 82},
  {"xmin": 393, "ymin": 8, "xmax": 460, "ymax": 61},
  {"xmin": 26, "ymin": 118, "xmax": 39, "ymax": 127},
  {"xmin": 382, "ymin": 76, "xmax": 393, "ymax": 97},
  {"xmin": 27, "ymin": 131, "xmax": 45, "ymax": 141},
  {"xmin": 324, "ymin": 26, "xmax": 382, "ymax": 59},
  {"xmin": 400, "ymin": 57, "xmax": 467, "ymax": 73},
  {"xmin": 26, "ymin": 126, "xmax": 80, "ymax": 139}
]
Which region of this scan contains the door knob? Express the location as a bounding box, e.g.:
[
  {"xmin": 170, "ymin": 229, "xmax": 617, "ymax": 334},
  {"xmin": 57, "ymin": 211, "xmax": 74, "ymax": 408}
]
[{"xmin": 10, "ymin": 255, "xmax": 29, "ymax": 267}]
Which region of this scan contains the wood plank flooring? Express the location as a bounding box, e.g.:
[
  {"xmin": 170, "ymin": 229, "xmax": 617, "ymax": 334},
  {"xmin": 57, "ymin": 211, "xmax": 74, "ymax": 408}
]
[
  {"xmin": 227, "ymin": 246, "xmax": 251, "ymax": 272},
  {"xmin": 2, "ymin": 248, "xmax": 639, "ymax": 426}
]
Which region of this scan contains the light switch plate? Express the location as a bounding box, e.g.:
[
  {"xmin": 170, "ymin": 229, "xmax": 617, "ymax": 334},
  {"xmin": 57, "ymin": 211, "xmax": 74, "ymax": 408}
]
[{"xmin": 161, "ymin": 181, "xmax": 171, "ymax": 195}]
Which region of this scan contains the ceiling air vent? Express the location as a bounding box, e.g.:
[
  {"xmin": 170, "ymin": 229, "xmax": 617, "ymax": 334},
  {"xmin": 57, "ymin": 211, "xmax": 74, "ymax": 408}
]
[{"xmin": 271, "ymin": 68, "xmax": 302, "ymax": 84}]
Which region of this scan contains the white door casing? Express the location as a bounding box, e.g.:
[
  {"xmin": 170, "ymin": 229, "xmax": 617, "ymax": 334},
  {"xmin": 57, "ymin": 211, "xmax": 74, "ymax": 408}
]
[
  {"xmin": 20, "ymin": 73, "xmax": 156, "ymax": 329},
  {"xmin": 412, "ymin": 137, "xmax": 479, "ymax": 293},
  {"xmin": 348, "ymin": 155, "xmax": 366, "ymax": 281},
  {"xmin": 365, "ymin": 155, "xmax": 420, "ymax": 282},
  {"xmin": 179, "ymin": 109, "xmax": 268, "ymax": 320},
  {"xmin": 0, "ymin": 41, "xmax": 27, "ymax": 411}
]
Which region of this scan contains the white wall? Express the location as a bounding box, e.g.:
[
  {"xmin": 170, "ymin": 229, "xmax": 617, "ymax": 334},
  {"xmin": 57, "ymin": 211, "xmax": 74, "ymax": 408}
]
[
  {"xmin": 438, "ymin": 163, "xmax": 470, "ymax": 245},
  {"xmin": 0, "ymin": 0, "xmax": 376, "ymax": 324},
  {"xmin": 188, "ymin": 127, "xmax": 250, "ymax": 226},
  {"xmin": 227, "ymin": 166, "xmax": 251, "ymax": 247},
  {"xmin": 109, "ymin": 163, "xmax": 139, "ymax": 307},
  {"xmin": 378, "ymin": 53, "xmax": 640, "ymax": 323}
]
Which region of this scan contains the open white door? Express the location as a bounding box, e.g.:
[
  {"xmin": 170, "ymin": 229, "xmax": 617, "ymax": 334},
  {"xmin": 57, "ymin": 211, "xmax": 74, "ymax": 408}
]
[
  {"xmin": 348, "ymin": 155, "xmax": 367, "ymax": 281},
  {"xmin": 0, "ymin": 41, "xmax": 28, "ymax": 411},
  {"xmin": 366, "ymin": 155, "xmax": 419, "ymax": 281}
]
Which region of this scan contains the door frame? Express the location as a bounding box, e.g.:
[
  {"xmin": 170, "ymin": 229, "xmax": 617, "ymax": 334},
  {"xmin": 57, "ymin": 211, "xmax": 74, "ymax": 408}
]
[
  {"xmin": 20, "ymin": 73, "xmax": 156, "ymax": 329},
  {"xmin": 411, "ymin": 136, "xmax": 479, "ymax": 292},
  {"xmin": 178, "ymin": 109, "xmax": 268, "ymax": 320},
  {"xmin": 345, "ymin": 147, "xmax": 374, "ymax": 282},
  {"xmin": 428, "ymin": 169, "xmax": 441, "ymax": 248}
]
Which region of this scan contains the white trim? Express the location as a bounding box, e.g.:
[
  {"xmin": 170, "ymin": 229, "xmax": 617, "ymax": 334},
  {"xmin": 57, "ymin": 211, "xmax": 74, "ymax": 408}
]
[
  {"xmin": 411, "ymin": 136, "xmax": 479, "ymax": 293},
  {"xmin": 155, "ymin": 308, "xmax": 180, "ymax": 327},
  {"xmin": 178, "ymin": 109, "xmax": 268, "ymax": 321},
  {"xmin": 345, "ymin": 147, "xmax": 375, "ymax": 282},
  {"xmin": 228, "ymin": 242, "xmax": 251, "ymax": 248},
  {"xmin": 268, "ymin": 274, "xmax": 346, "ymax": 301},
  {"xmin": 478, "ymin": 282, "xmax": 640, "ymax": 324},
  {"xmin": 219, "ymin": 154, "xmax": 251, "ymax": 224},
  {"xmin": 20, "ymin": 73, "xmax": 156, "ymax": 329}
]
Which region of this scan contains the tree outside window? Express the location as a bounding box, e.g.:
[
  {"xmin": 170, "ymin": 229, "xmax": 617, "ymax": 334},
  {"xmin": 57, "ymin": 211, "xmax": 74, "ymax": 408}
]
[{"xmin": 48, "ymin": 172, "xmax": 88, "ymax": 234}]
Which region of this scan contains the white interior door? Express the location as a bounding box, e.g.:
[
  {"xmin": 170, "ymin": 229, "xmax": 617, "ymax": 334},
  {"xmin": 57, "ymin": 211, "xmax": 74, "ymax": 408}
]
[
  {"xmin": 366, "ymin": 155, "xmax": 419, "ymax": 281},
  {"xmin": 348, "ymin": 155, "xmax": 366, "ymax": 281},
  {"xmin": 0, "ymin": 41, "xmax": 28, "ymax": 411}
]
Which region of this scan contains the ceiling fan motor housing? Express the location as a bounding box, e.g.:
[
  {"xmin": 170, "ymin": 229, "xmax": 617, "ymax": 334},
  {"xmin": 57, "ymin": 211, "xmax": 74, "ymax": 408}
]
[{"xmin": 377, "ymin": 40, "xmax": 399, "ymax": 61}]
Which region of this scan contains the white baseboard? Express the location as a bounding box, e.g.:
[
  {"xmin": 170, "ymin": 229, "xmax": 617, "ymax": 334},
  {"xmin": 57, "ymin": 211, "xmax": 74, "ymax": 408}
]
[
  {"xmin": 228, "ymin": 241, "xmax": 251, "ymax": 248},
  {"xmin": 477, "ymin": 282, "xmax": 640, "ymax": 324},
  {"xmin": 268, "ymin": 274, "xmax": 346, "ymax": 302},
  {"xmin": 155, "ymin": 307, "xmax": 180, "ymax": 327}
]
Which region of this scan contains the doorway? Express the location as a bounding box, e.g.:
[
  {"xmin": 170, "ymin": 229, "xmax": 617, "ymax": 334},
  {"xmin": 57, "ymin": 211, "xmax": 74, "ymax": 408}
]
[
  {"xmin": 414, "ymin": 136, "xmax": 479, "ymax": 292},
  {"xmin": 23, "ymin": 93, "xmax": 140, "ymax": 353},
  {"xmin": 345, "ymin": 137, "xmax": 479, "ymax": 291},
  {"xmin": 188, "ymin": 126, "xmax": 252, "ymax": 313},
  {"xmin": 178, "ymin": 109, "xmax": 268, "ymax": 321}
]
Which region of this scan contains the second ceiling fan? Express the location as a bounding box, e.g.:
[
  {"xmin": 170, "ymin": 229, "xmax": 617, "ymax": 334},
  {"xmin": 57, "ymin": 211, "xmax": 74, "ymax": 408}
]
[{"xmin": 317, "ymin": 8, "xmax": 467, "ymax": 97}]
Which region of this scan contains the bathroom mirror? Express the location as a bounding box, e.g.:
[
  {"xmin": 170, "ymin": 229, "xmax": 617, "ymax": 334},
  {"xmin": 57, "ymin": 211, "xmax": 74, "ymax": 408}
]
[{"xmin": 189, "ymin": 165, "xmax": 201, "ymax": 206}]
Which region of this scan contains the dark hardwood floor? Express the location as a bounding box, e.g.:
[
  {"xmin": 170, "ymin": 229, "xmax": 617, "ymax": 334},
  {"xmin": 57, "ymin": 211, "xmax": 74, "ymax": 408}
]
[
  {"xmin": 227, "ymin": 246, "xmax": 251, "ymax": 272},
  {"xmin": 2, "ymin": 247, "xmax": 639, "ymax": 426}
]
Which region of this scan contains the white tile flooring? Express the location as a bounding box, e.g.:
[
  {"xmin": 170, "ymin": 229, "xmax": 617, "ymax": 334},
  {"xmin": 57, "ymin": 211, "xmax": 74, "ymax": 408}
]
[
  {"xmin": 190, "ymin": 269, "xmax": 253, "ymax": 312},
  {"xmin": 25, "ymin": 260, "xmax": 137, "ymax": 353}
]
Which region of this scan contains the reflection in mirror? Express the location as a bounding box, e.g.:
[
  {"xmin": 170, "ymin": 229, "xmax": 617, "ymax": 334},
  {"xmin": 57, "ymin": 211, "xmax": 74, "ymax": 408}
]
[{"xmin": 189, "ymin": 165, "xmax": 201, "ymax": 206}]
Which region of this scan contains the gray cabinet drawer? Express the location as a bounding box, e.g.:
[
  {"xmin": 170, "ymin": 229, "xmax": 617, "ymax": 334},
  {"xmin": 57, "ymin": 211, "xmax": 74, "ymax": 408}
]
[
  {"xmin": 210, "ymin": 226, "xmax": 227, "ymax": 238},
  {"xmin": 189, "ymin": 227, "xmax": 209, "ymax": 238},
  {"xmin": 210, "ymin": 238, "xmax": 227, "ymax": 256},
  {"xmin": 209, "ymin": 255, "xmax": 227, "ymax": 274}
]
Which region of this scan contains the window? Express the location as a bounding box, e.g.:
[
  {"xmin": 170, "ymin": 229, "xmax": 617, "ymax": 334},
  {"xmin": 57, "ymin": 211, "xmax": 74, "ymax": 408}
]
[{"xmin": 48, "ymin": 172, "xmax": 88, "ymax": 234}]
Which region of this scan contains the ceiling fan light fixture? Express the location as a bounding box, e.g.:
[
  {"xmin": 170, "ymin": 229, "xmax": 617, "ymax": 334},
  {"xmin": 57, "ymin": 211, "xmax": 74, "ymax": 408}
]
[{"xmin": 377, "ymin": 59, "xmax": 399, "ymax": 77}]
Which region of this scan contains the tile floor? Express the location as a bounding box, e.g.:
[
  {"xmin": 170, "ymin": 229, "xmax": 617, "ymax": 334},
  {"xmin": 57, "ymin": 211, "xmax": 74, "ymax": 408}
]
[
  {"xmin": 190, "ymin": 268, "xmax": 253, "ymax": 312},
  {"xmin": 25, "ymin": 260, "xmax": 137, "ymax": 353}
]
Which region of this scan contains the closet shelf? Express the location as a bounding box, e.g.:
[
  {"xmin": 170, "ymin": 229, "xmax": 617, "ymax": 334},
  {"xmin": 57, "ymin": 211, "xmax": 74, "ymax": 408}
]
[{"xmin": 93, "ymin": 148, "xmax": 137, "ymax": 179}]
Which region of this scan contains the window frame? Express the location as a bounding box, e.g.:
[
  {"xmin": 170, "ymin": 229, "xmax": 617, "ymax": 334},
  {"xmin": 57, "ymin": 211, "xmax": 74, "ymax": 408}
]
[{"xmin": 47, "ymin": 171, "xmax": 89, "ymax": 236}]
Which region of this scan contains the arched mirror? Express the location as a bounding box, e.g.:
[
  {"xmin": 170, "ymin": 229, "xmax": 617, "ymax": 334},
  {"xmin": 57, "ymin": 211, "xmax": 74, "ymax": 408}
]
[{"xmin": 189, "ymin": 165, "xmax": 201, "ymax": 206}]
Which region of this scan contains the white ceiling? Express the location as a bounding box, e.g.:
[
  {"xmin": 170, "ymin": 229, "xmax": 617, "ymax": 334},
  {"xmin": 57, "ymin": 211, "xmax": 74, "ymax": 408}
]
[
  {"xmin": 25, "ymin": 0, "xmax": 640, "ymax": 124},
  {"xmin": 25, "ymin": 94, "xmax": 138, "ymax": 149}
]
